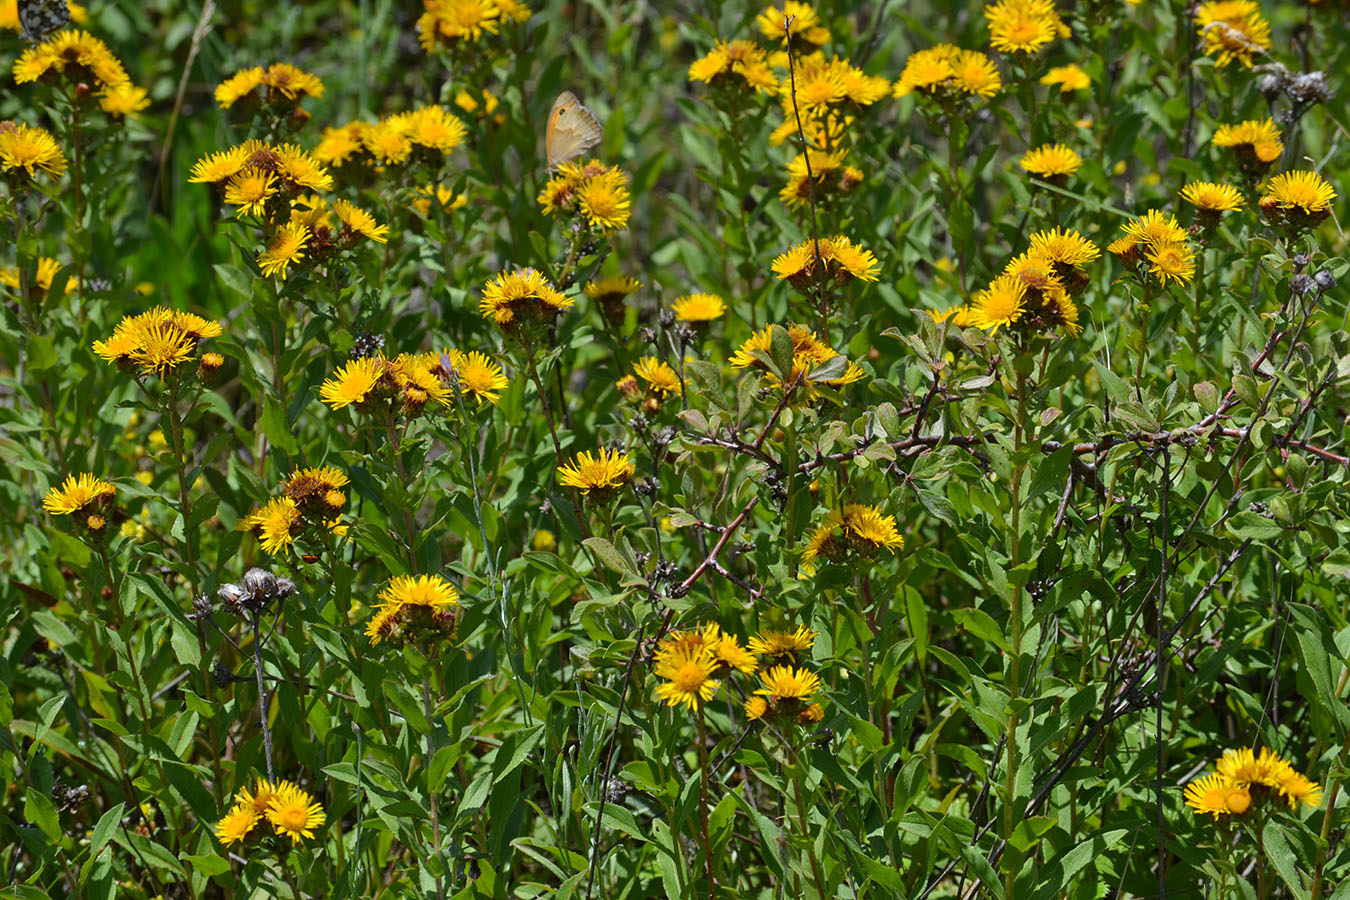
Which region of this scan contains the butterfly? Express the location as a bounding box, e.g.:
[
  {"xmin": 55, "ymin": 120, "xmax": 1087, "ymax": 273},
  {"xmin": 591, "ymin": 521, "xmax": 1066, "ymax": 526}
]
[
  {"xmin": 545, "ymin": 91, "xmax": 603, "ymax": 171},
  {"xmin": 18, "ymin": 0, "xmax": 71, "ymax": 43}
]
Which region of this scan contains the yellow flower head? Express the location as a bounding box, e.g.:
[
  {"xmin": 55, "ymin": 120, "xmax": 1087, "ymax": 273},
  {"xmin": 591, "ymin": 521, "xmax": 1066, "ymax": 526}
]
[
  {"xmin": 439, "ymin": 349, "xmax": 510, "ymax": 406},
  {"xmin": 1179, "ymin": 181, "xmax": 1243, "ymax": 214},
  {"xmin": 653, "ymin": 644, "xmax": 720, "ymax": 711},
  {"xmin": 1183, "ymin": 773, "xmax": 1250, "ymax": 820},
  {"xmin": 258, "ymin": 222, "xmax": 311, "ymax": 280},
  {"xmin": 929, "ymin": 303, "xmax": 975, "ymax": 328},
  {"xmin": 1195, "ymin": 0, "xmax": 1271, "ymax": 67},
  {"xmin": 479, "ymin": 268, "xmax": 573, "ymax": 328},
  {"xmin": 1262, "ymin": 170, "xmax": 1336, "ymax": 215},
  {"xmin": 757, "ymin": 2, "xmax": 830, "ymax": 45},
  {"xmin": 748, "ymin": 625, "xmax": 816, "ymax": 666},
  {"xmin": 772, "ymin": 235, "xmax": 880, "ymax": 287},
  {"xmin": 1122, "ymin": 209, "xmax": 1188, "ymax": 249},
  {"xmin": 319, "ymin": 356, "xmax": 390, "ymax": 410},
  {"xmin": 1144, "ymin": 241, "xmax": 1195, "ymax": 287},
  {"xmin": 556, "ymin": 447, "xmax": 636, "ymax": 495},
  {"xmin": 418, "ymin": 0, "xmax": 504, "ymax": 51},
  {"xmin": 1212, "ymin": 118, "xmax": 1283, "ymax": 167},
  {"xmin": 264, "ymin": 782, "xmax": 326, "ymax": 844},
  {"xmin": 215, "ymin": 804, "xmax": 260, "ymax": 846},
  {"xmin": 1020, "ymin": 143, "xmax": 1081, "ymax": 180},
  {"xmin": 984, "ymin": 0, "xmax": 1064, "ymax": 54},
  {"xmin": 632, "ymin": 357, "xmax": 682, "ymax": 396},
  {"xmin": 671, "ymin": 292, "xmax": 727, "ymax": 323},
  {"xmin": 314, "ymin": 123, "xmax": 370, "ymax": 167},
  {"xmin": 43, "ymin": 473, "xmax": 115, "ymax": 516},
  {"xmin": 576, "ymin": 168, "xmax": 632, "ymax": 231},
  {"xmin": 969, "ymin": 274, "xmax": 1028, "ymax": 333},
  {"xmin": 215, "ymin": 66, "xmax": 266, "ymax": 108},
  {"xmin": 801, "ymin": 503, "xmax": 904, "ymax": 574},
  {"xmin": 1040, "ymin": 64, "xmax": 1089, "ymax": 92},
  {"xmin": 754, "ymin": 665, "xmax": 821, "ymax": 705},
  {"xmin": 689, "ymin": 40, "xmax": 778, "ymax": 93},
  {"xmin": 333, "ymin": 198, "xmax": 390, "ymax": 243},
  {"xmin": 0, "ymin": 121, "xmax": 67, "ymax": 180},
  {"xmin": 223, "ymin": 168, "xmax": 277, "ymax": 218},
  {"xmin": 366, "ymin": 574, "xmax": 461, "ymax": 647}
]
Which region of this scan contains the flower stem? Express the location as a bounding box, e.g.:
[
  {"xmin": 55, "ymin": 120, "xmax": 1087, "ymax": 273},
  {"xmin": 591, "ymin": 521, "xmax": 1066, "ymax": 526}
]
[
  {"xmin": 789, "ymin": 748, "xmax": 828, "ymax": 900},
  {"xmin": 251, "ymin": 610, "xmax": 275, "ymax": 782},
  {"xmin": 1003, "ymin": 361, "xmax": 1031, "ymax": 900},
  {"xmin": 695, "ymin": 707, "xmax": 717, "ymax": 900},
  {"xmin": 424, "ymin": 672, "xmax": 445, "ymax": 900}
]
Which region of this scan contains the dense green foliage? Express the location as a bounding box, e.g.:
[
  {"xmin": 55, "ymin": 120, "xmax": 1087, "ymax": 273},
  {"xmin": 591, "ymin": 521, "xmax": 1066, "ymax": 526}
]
[{"xmin": 2, "ymin": 1, "xmax": 1350, "ymax": 898}]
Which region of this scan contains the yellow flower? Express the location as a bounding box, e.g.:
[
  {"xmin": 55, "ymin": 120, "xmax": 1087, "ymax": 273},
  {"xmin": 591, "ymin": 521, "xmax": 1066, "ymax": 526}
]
[
  {"xmin": 418, "ymin": 0, "xmax": 502, "ymax": 50},
  {"xmin": 0, "ymin": 122, "xmax": 67, "ymax": 180},
  {"xmin": 366, "ymin": 574, "xmax": 461, "ymax": 646},
  {"xmin": 1020, "ymin": 143, "xmax": 1081, "ymax": 180},
  {"xmin": 252, "ymin": 497, "xmax": 300, "ymax": 554},
  {"xmin": 319, "ymin": 357, "xmax": 387, "ymax": 409},
  {"xmin": 950, "ymin": 49, "xmax": 1002, "ymax": 98},
  {"xmin": 1122, "ymin": 209, "xmax": 1188, "ymax": 249},
  {"xmin": 362, "ymin": 119, "xmax": 414, "ymax": 164},
  {"xmin": 1262, "ymin": 170, "xmax": 1336, "ymax": 215},
  {"xmin": 984, "ymin": 0, "xmax": 1063, "ymax": 54},
  {"xmin": 688, "ymin": 40, "xmax": 778, "ymax": 93},
  {"xmin": 131, "ymin": 322, "xmax": 196, "ymax": 374},
  {"xmin": 556, "ymin": 447, "xmax": 636, "ymax": 494},
  {"xmin": 273, "ymin": 144, "xmax": 333, "ymax": 192},
  {"xmin": 632, "ymin": 357, "xmax": 682, "ymax": 395},
  {"xmin": 700, "ymin": 624, "xmax": 758, "ymax": 675},
  {"xmin": 1039, "ymin": 64, "xmax": 1089, "ymax": 92},
  {"xmin": 1195, "ymin": 0, "xmax": 1270, "ymax": 67},
  {"xmin": 1212, "ymin": 118, "xmax": 1283, "ymax": 165},
  {"xmin": 258, "ymin": 222, "xmax": 311, "ymax": 280},
  {"xmin": 801, "ymin": 504, "xmax": 904, "ymax": 574},
  {"xmin": 772, "ymin": 235, "xmax": 880, "ymax": 286},
  {"xmin": 98, "ymin": 83, "xmax": 150, "ymax": 118},
  {"xmin": 404, "ymin": 105, "xmax": 468, "ymax": 154},
  {"xmin": 893, "ymin": 45, "xmax": 957, "ymax": 97},
  {"xmin": 1144, "ymin": 242, "xmax": 1194, "ymax": 287},
  {"xmin": 223, "ymin": 168, "xmax": 276, "ymax": 218},
  {"xmin": 576, "ymin": 169, "xmax": 631, "ymax": 231},
  {"xmin": 215, "ymin": 66, "xmax": 266, "ymax": 108},
  {"xmin": 929, "ymin": 303, "xmax": 975, "ymax": 327},
  {"xmin": 440, "ymin": 349, "xmax": 510, "ymax": 405},
  {"xmin": 730, "ymin": 323, "xmax": 862, "ymax": 396},
  {"xmin": 1274, "ymin": 770, "xmax": 1322, "ymax": 809},
  {"xmin": 333, "ymin": 198, "xmax": 390, "ymax": 243},
  {"xmin": 748, "ymin": 626, "xmax": 816, "ymax": 666},
  {"xmin": 1216, "ymin": 746, "xmax": 1290, "ymax": 789},
  {"xmin": 281, "ymin": 466, "xmax": 349, "ymax": 515},
  {"xmin": 43, "ymin": 473, "xmax": 115, "ymax": 516},
  {"xmin": 653, "ymin": 645, "xmax": 720, "ymax": 711},
  {"xmin": 314, "ymin": 123, "xmax": 369, "ymax": 167},
  {"xmin": 235, "ymin": 778, "xmax": 281, "ymax": 816},
  {"xmin": 188, "ymin": 144, "xmax": 252, "ymax": 184},
  {"xmin": 754, "ymin": 665, "xmax": 821, "ymax": 704},
  {"xmin": 1183, "ymin": 773, "xmax": 1249, "ymax": 820},
  {"xmin": 1028, "ymin": 227, "xmax": 1100, "ymax": 268},
  {"xmin": 265, "ymin": 782, "xmax": 326, "ymax": 844},
  {"xmin": 215, "ymin": 804, "xmax": 260, "ymax": 846},
  {"xmin": 778, "ymin": 150, "xmax": 862, "ymax": 208},
  {"xmin": 969, "ymin": 274, "xmax": 1028, "ymax": 333},
  {"xmin": 0, "ymin": 257, "xmax": 66, "ymax": 293},
  {"xmin": 1179, "ymin": 181, "xmax": 1244, "ymax": 213},
  {"xmin": 262, "ymin": 62, "xmax": 324, "ymax": 102},
  {"xmin": 13, "ymin": 30, "xmax": 129, "ymax": 90},
  {"xmin": 757, "ymin": 2, "xmax": 829, "ymax": 45},
  {"xmin": 479, "ymin": 268, "xmax": 573, "ymax": 327},
  {"xmin": 671, "ymin": 292, "xmax": 726, "ymax": 323}
]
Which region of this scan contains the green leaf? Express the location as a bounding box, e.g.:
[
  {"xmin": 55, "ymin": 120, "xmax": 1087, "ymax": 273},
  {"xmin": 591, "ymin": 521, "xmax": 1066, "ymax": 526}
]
[
  {"xmin": 260, "ymin": 397, "xmax": 299, "ymax": 456},
  {"xmin": 25, "ymin": 787, "xmax": 61, "ymax": 842},
  {"xmin": 1225, "ymin": 511, "xmax": 1284, "ymax": 540},
  {"xmin": 492, "ymin": 724, "xmax": 545, "ymax": 784},
  {"xmin": 954, "ymin": 607, "xmax": 1010, "ymax": 653},
  {"xmin": 1007, "ymin": 816, "xmax": 1057, "ymax": 853},
  {"xmin": 582, "ymin": 537, "xmax": 640, "ymax": 582},
  {"xmin": 1261, "ymin": 822, "xmax": 1309, "ymax": 900}
]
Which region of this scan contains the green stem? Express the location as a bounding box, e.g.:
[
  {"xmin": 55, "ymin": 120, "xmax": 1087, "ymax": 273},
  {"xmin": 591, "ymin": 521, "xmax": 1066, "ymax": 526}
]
[
  {"xmin": 789, "ymin": 748, "xmax": 828, "ymax": 900},
  {"xmin": 1003, "ymin": 362, "xmax": 1031, "ymax": 900},
  {"xmin": 1135, "ymin": 280, "xmax": 1153, "ymax": 402},
  {"xmin": 424, "ymin": 672, "xmax": 445, "ymax": 900},
  {"xmin": 696, "ymin": 708, "xmax": 716, "ymax": 900},
  {"xmin": 1308, "ymin": 723, "xmax": 1350, "ymax": 900}
]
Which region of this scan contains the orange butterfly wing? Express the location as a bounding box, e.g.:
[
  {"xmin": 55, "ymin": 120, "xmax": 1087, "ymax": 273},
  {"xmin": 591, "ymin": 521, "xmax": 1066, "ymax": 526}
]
[{"xmin": 545, "ymin": 91, "xmax": 603, "ymax": 170}]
